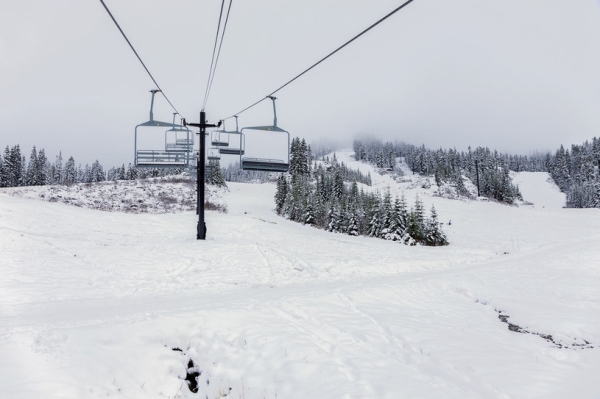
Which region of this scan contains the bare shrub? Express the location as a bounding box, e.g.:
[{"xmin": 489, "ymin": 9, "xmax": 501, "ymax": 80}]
[{"xmin": 205, "ymin": 200, "xmax": 227, "ymax": 213}]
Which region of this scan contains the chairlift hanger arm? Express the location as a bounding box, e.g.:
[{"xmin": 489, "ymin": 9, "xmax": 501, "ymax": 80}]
[{"xmin": 183, "ymin": 119, "xmax": 222, "ymax": 129}]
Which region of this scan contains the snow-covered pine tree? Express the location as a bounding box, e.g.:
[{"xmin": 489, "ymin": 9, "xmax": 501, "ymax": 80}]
[
  {"xmin": 126, "ymin": 163, "xmax": 138, "ymax": 180},
  {"xmin": 424, "ymin": 205, "xmax": 449, "ymax": 246},
  {"xmin": 338, "ymin": 197, "xmax": 349, "ymax": 234},
  {"xmin": 36, "ymin": 148, "xmax": 48, "ymax": 186},
  {"xmin": 282, "ymin": 188, "xmax": 294, "ymax": 219},
  {"xmin": 304, "ymin": 201, "xmax": 316, "ymax": 226},
  {"xmin": 333, "ymin": 167, "xmax": 343, "ymax": 199},
  {"xmin": 274, "ymin": 175, "xmax": 288, "ymax": 214},
  {"xmin": 385, "ymin": 196, "xmax": 402, "ymax": 241},
  {"xmin": 380, "ymin": 190, "xmax": 393, "ymax": 239},
  {"xmin": 20, "ymin": 154, "xmax": 26, "ymax": 187},
  {"xmin": 299, "ymin": 139, "xmax": 308, "ymax": 176},
  {"xmin": 326, "ymin": 202, "xmax": 338, "ymax": 232},
  {"xmin": 117, "ymin": 164, "xmax": 126, "ymax": 181},
  {"xmin": 3, "ymin": 146, "xmax": 15, "ymax": 187},
  {"xmin": 64, "ymin": 157, "xmax": 76, "ymax": 185},
  {"xmin": 407, "ymin": 196, "xmax": 425, "ymax": 243},
  {"xmin": 347, "ymin": 206, "xmax": 359, "ymax": 236},
  {"xmin": 54, "ymin": 152, "xmax": 63, "ymax": 185},
  {"xmin": 91, "ymin": 160, "xmax": 105, "ymax": 182},
  {"xmin": 206, "ymin": 160, "xmax": 227, "ymax": 187},
  {"xmin": 0, "ymin": 153, "xmax": 4, "ymax": 188},
  {"xmin": 367, "ymin": 204, "xmax": 381, "ymax": 238},
  {"xmin": 26, "ymin": 147, "xmax": 38, "ymax": 186}
]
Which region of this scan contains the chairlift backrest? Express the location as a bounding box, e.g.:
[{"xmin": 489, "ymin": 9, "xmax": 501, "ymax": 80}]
[{"xmin": 238, "ymin": 97, "xmax": 290, "ymax": 172}]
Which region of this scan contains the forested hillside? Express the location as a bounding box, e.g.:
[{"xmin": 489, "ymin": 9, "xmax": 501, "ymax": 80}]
[
  {"xmin": 353, "ymin": 139, "xmax": 523, "ymax": 204},
  {"xmin": 352, "ymin": 137, "xmax": 600, "ymax": 208},
  {"xmin": 274, "ymin": 138, "xmax": 448, "ymax": 246}
]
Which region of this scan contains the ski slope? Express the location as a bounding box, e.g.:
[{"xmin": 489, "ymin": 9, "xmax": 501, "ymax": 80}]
[{"xmin": 1, "ymin": 157, "xmax": 599, "ymax": 399}]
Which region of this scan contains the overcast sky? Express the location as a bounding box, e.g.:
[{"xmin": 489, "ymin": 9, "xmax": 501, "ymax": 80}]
[{"xmin": 1, "ymin": 0, "xmax": 600, "ymax": 167}]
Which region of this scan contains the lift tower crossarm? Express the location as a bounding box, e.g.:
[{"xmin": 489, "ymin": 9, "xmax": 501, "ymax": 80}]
[{"xmin": 183, "ymin": 115, "xmax": 222, "ymax": 240}]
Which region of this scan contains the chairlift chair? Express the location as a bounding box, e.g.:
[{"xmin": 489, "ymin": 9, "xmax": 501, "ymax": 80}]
[
  {"xmin": 219, "ymin": 116, "xmax": 245, "ymax": 156},
  {"xmin": 240, "ymin": 97, "xmax": 289, "ymax": 172},
  {"xmin": 134, "ymin": 91, "xmax": 193, "ymax": 168},
  {"xmin": 165, "ymin": 114, "xmax": 194, "ymax": 152},
  {"xmin": 210, "ymin": 128, "xmax": 230, "ymax": 147},
  {"xmin": 207, "ymin": 147, "xmax": 221, "ymax": 161}
]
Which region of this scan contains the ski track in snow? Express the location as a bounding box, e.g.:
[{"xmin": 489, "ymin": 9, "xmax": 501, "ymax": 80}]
[{"xmin": 1, "ymin": 152, "xmax": 600, "ymax": 398}]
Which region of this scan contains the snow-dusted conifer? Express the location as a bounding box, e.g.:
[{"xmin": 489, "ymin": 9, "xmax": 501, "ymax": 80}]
[
  {"xmin": 26, "ymin": 146, "xmax": 38, "ymax": 186},
  {"xmin": 64, "ymin": 157, "xmax": 76, "ymax": 185},
  {"xmin": 36, "ymin": 148, "xmax": 48, "ymax": 186},
  {"xmin": 0, "ymin": 153, "xmax": 5, "ymax": 188},
  {"xmin": 424, "ymin": 205, "xmax": 449, "ymax": 246},
  {"xmin": 304, "ymin": 201, "xmax": 316, "ymax": 226},
  {"xmin": 91, "ymin": 160, "xmax": 105, "ymax": 182},
  {"xmin": 274, "ymin": 175, "xmax": 288, "ymax": 214},
  {"xmin": 126, "ymin": 163, "xmax": 138, "ymax": 180}
]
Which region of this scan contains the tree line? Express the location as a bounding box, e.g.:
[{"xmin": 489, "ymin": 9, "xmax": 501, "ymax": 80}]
[
  {"xmin": 0, "ymin": 144, "xmax": 187, "ymax": 188},
  {"xmin": 274, "ymin": 138, "xmax": 448, "ymax": 246}
]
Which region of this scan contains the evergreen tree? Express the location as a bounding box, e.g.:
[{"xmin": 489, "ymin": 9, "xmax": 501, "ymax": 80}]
[
  {"xmin": 26, "ymin": 146, "xmax": 38, "ymax": 186},
  {"xmin": 424, "ymin": 205, "xmax": 449, "ymax": 246},
  {"xmin": 64, "ymin": 157, "xmax": 76, "ymax": 185},
  {"xmin": 205, "ymin": 160, "xmax": 227, "ymax": 187},
  {"xmin": 327, "ymin": 202, "xmax": 338, "ymax": 232},
  {"xmin": 333, "ymin": 167, "xmax": 343, "ymax": 199},
  {"xmin": 304, "ymin": 201, "xmax": 316, "ymax": 226},
  {"xmin": 54, "ymin": 152, "xmax": 63, "ymax": 185},
  {"xmin": 407, "ymin": 196, "xmax": 425, "ymax": 243},
  {"xmin": 274, "ymin": 175, "xmax": 288, "ymax": 214},
  {"xmin": 91, "ymin": 160, "xmax": 105, "ymax": 182},
  {"xmin": 380, "ymin": 191, "xmax": 393, "ymax": 238},
  {"xmin": 7, "ymin": 145, "xmax": 24, "ymax": 187},
  {"xmin": 0, "ymin": 153, "xmax": 5, "ymax": 188},
  {"xmin": 347, "ymin": 206, "xmax": 359, "ymax": 236},
  {"xmin": 36, "ymin": 148, "xmax": 48, "ymax": 186},
  {"xmin": 126, "ymin": 163, "xmax": 138, "ymax": 180},
  {"xmin": 367, "ymin": 204, "xmax": 381, "ymax": 238}
]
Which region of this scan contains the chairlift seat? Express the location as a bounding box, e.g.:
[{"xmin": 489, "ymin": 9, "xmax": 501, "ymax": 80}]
[
  {"xmin": 241, "ymin": 157, "xmax": 289, "ymax": 172},
  {"xmin": 219, "ymin": 148, "xmax": 245, "ymax": 155},
  {"xmin": 136, "ymin": 150, "xmax": 189, "ymax": 168}
]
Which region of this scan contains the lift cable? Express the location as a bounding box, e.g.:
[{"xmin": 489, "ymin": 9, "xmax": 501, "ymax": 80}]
[
  {"xmin": 98, "ymin": 0, "xmax": 183, "ymax": 117},
  {"xmin": 202, "ymin": 0, "xmax": 233, "ymax": 112},
  {"xmin": 202, "ymin": 0, "xmax": 233, "ymax": 111},
  {"xmin": 224, "ymin": 0, "xmax": 415, "ymax": 120}
]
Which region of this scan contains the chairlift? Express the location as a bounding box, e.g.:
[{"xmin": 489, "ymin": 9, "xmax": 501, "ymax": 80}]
[
  {"xmin": 240, "ymin": 96, "xmax": 289, "ymax": 172},
  {"xmin": 207, "ymin": 147, "xmax": 221, "ymax": 161},
  {"xmin": 210, "ymin": 127, "xmax": 229, "ymax": 147},
  {"xmin": 218, "ymin": 116, "xmax": 245, "ymax": 156},
  {"xmin": 165, "ymin": 113, "xmax": 194, "ymax": 152},
  {"xmin": 134, "ymin": 90, "xmax": 193, "ymax": 168}
]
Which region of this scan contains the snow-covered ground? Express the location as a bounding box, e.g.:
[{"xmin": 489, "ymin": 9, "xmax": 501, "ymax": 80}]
[{"xmin": 1, "ymin": 153, "xmax": 599, "ymax": 399}]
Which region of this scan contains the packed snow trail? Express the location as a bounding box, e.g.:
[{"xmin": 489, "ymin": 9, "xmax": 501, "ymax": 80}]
[
  {"xmin": 1, "ymin": 161, "xmax": 599, "ymax": 398},
  {"xmin": 511, "ymin": 171, "xmax": 566, "ymax": 209}
]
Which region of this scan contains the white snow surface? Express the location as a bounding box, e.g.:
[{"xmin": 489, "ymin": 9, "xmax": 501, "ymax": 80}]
[
  {"xmin": 511, "ymin": 171, "xmax": 566, "ymax": 209},
  {"xmin": 1, "ymin": 153, "xmax": 599, "ymax": 398}
]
